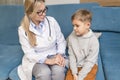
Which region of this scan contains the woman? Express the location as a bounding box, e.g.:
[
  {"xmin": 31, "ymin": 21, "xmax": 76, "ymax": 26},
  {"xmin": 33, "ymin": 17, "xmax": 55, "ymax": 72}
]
[{"xmin": 17, "ymin": 0, "xmax": 68, "ymax": 80}]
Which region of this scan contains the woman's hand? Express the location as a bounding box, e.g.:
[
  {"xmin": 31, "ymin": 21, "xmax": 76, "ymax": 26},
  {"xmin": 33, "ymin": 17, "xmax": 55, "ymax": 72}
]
[
  {"xmin": 44, "ymin": 54, "xmax": 65, "ymax": 66},
  {"xmin": 54, "ymin": 54, "xmax": 65, "ymax": 66},
  {"xmin": 44, "ymin": 58, "xmax": 56, "ymax": 65}
]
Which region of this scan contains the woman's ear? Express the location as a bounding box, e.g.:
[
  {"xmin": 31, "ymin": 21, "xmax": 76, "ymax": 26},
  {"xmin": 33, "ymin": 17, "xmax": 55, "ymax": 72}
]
[{"xmin": 29, "ymin": 12, "xmax": 35, "ymax": 19}]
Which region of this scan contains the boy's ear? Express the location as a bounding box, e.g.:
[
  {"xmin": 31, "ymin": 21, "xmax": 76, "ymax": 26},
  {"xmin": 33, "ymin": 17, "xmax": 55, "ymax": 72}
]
[
  {"xmin": 87, "ymin": 21, "xmax": 91, "ymax": 26},
  {"xmin": 86, "ymin": 22, "xmax": 91, "ymax": 29}
]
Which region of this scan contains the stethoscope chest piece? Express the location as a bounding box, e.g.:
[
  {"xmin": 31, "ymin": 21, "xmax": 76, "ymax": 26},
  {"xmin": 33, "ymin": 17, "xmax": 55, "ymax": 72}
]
[
  {"xmin": 48, "ymin": 36, "xmax": 53, "ymax": 41},
  {"xmin": 46, "ymin": 17, "xmax": 53, "ymax": 42}
]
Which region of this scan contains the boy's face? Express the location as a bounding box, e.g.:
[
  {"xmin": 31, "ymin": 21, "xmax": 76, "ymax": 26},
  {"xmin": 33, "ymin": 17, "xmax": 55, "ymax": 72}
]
[{"xmin": 72, "ymin": 19, "xmax": 90, "ymax": 36}]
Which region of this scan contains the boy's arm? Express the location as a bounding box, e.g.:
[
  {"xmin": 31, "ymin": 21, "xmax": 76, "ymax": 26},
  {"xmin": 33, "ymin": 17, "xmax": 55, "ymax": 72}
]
[{"xmin": 67, "ymin": 37, "xmax": 78, "ymax": 75}]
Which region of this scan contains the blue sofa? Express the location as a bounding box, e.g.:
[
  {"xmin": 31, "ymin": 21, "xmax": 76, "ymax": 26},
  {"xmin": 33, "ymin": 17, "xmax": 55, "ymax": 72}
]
[{"xmin": 0, "ymin": 2, "xmax": 120, "ymax": 80}]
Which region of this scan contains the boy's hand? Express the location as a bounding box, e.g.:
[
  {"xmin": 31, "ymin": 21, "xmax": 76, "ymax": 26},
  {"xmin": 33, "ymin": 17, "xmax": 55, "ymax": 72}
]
[{"xmin": 73, "ymin": 74, "xmax": 78, "ymax": 80}]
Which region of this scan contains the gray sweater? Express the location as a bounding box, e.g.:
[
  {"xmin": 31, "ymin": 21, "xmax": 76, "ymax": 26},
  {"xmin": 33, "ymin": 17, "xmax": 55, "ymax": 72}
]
[{"xmin": 67, "ymin": 29, "xmax": 99, "ymax": 80}]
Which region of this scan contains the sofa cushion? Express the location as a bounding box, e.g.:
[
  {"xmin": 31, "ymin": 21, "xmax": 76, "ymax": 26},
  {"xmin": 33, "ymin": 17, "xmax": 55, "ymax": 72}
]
[
  {"xmin": 9, "ymin": 67, "xmax": 35, "ymax": 80},
  {"xmin": 9, "ymin": 33, "xmax": 104, "ymax": 80},
  {"xmin": 9, "ymin": 54, "xmax": 104, "ymax": 80},
  {"xmin": 96, "ymin": 53, "xmax": 105, "ymax": 80},
  {"xmin": 9, "ymin": 67, "xmax": 20, "ymax": 80},
  {"xmin": 99, "ymin": 32, "xmax": 120, "ymax": 80},
  {"xmin": 0, "ymin": 44, "xmax": 23, "ymax": 80}
]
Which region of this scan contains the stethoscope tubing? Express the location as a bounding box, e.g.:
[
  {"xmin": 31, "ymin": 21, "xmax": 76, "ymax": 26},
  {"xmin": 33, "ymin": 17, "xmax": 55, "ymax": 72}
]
[{"xmin": 46, "ymin": 17, "xmax": 51, "ymax": 37}]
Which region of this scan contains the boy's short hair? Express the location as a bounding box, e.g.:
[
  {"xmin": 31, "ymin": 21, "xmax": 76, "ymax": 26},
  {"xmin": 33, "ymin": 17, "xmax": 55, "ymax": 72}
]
[{"xmin": 71, "ymin": 9, "xmax": 92, "ymax": 23}]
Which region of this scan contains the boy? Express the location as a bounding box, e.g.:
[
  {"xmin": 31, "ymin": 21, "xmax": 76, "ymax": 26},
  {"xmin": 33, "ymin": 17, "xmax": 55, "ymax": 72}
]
[{"xmin": 65, "ymin": 9, "xmax": 99, "ymax": 80}]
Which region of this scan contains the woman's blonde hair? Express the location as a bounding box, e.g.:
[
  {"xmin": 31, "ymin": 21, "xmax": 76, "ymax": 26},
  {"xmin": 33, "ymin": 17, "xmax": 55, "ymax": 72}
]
[{"xmin": 21, "ymin": 0, "xmax": 45, "ymax": 47}]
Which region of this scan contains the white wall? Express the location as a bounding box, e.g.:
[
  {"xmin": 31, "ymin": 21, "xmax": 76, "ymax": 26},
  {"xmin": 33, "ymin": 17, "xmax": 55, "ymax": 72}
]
[
  {"xmin": 23, "ymin": 0, "xmax": 80, "ymax": 5},
  {"xmin": 45, "ymin": 0, "xmax": 80, "ymax": 5}
]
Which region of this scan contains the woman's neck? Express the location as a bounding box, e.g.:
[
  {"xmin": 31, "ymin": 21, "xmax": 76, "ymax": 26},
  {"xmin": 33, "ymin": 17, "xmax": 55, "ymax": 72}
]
[{"xmin": 31, "ymin": 19, "xmax": 40, "ymax": 27}]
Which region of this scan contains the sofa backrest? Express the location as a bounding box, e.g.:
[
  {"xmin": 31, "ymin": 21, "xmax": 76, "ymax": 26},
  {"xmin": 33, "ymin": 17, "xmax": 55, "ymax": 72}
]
[
  {"xmin": 91, "ymin": 7, "xmax": 120, "ymax": 32},
  {"xmin": 0, "ymin": 6, "xmax": 24, "ymax": 79},
  {"xmin": 91, "ymin": 7, "xmax": 120, "ymax": 80},
  {"xmin": 46, "ymin": 3, "xmax": 99, "ymax": 39},
  {"xmin": 0, "ymin": 5, "xmax": 24, "ymax": 45},
  {"xmin": 0, "ymin": 3, "xmax": 99, "ymax": 45}
]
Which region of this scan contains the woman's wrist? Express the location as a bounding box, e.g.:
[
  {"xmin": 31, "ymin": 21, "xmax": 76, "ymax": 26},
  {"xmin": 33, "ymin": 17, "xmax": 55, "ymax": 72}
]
[{"xmin": 44, "ymin": 58, "xmax": 55, "ymax": 65}]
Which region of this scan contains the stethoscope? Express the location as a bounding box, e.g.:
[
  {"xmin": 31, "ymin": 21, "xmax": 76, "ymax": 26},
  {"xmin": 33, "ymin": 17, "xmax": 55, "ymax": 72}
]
[{"xmin": 46, "ymin": 17, "xmax": 52, "ymax": 41}]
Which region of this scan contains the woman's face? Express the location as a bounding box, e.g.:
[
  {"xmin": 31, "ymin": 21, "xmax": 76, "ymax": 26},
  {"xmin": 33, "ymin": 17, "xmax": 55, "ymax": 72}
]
[{"xmin": 30, "ymin": 2, "xmax": 47, "ymax": 25}]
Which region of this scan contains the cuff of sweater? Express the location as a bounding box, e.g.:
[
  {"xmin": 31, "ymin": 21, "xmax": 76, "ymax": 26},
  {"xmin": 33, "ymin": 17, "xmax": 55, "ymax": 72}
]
[{"xmin": 78, "ymin": 74, "xmax": 84, "ymax": 80}]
